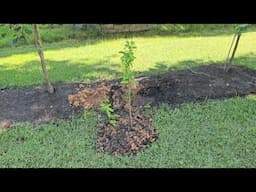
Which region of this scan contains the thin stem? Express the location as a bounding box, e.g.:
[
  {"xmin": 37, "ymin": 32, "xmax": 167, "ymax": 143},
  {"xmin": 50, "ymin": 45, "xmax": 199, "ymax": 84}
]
[{"xmin": 128, "ymin": 81, "xmax": 133, "ymax": 129}]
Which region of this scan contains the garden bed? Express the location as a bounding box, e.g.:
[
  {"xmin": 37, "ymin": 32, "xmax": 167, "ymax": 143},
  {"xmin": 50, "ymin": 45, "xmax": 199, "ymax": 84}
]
[
  {"xmin": 1, "ymin": 64, "xmax": 256, "ymax": 155},
  {"xmin": 137, "ymin": 64, "xmax": 256, "ymax": 106}
]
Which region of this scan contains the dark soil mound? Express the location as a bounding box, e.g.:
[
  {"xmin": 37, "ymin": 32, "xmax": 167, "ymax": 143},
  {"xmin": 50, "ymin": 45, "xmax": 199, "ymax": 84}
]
[
  {"xmin": 0, "ymin": 81, "xmax": 112, "ymax": 124},
  {"xmin": 137, "ymin": 64, "xmax": 256, "ymax": 106},
  {"xmin": 0, "ymin": 83, "xmax": 83, "ymax": 124},
  {"xmin": 96, "ymin": 84, "xmax": 157, "ymax": 156},
  {"xmin": 1, "ymin": 64, "xmax": 256, "ymax": 124}
]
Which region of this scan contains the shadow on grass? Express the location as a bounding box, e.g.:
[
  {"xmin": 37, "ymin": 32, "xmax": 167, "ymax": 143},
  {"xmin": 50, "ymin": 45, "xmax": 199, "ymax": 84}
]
[
  {"xmin": 136, "ymin": 59, "xmax": 211, "ymax": 77},
  {"xmin": 136, "ymin": 53, "xmax": 256, "ymax": 77},
  {"xmin": 0, "ymin": 58, "xmax": 122, "ymax": 88},
  {"xmin": 233, "ymin": 52, "xmax": 256, "ymax": 69},
  {"xmin": 1, "ymin": 53, "xmax": 255, "ymax": 88}
]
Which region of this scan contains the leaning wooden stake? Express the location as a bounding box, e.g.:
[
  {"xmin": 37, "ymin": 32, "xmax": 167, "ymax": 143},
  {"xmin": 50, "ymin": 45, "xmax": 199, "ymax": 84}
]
[
  {"xmin": 228, "ymin": 33, "xmax": 241, "ymax": 68},
  {"xmin": 224, "ymin": 33, "xmax": 236, "ymax": 71},
  {"xmin": 224, "ymin": 25, "xmax": 246, "ymax": 72},
  {"xmin": 34, "ymin": 24, "xmax": 54, "ymax": 93}
]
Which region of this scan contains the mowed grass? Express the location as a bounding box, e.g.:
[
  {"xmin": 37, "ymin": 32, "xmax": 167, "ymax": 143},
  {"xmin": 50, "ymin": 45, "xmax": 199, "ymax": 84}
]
[
  {"xmin": 1, "ymin": 97, "xmax": 256, "ymax": 168},
  {"xmin": 1, "ymin": 28, "xmax": 256, "ymax": 167},
  {"xmin": 0, "ymin": 31, "xmax": 256, "ymax": 87}
]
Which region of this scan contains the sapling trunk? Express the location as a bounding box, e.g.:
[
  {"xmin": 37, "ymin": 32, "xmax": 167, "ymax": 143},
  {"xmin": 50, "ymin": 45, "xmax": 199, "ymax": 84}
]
[
  {"xmin": 119, "ymin": 40, "xmax": 136, "ymax": 130},
  {"xmin": 128, "ymin": 80, "xmax": 133, "ymax": 129},
  {"xmin": 34, "ymin": 24, "xmax": 54, "ymax": 94}
]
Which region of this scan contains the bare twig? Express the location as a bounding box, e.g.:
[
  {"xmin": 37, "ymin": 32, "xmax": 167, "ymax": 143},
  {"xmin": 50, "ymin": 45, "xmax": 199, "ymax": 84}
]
[
  {"xmin": 235, "ymin": 88, "xmax": 238, "ymax": 96},
  {"xmin": 188, "ymin": 68, "xmax": 212, "ymax": 78},
  {"xmin": 203, "ymin": 95, "xmax": 209, "ymax": 103}
]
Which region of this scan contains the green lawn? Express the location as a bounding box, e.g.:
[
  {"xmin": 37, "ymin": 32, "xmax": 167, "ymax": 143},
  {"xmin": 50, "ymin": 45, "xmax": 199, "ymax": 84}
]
[
  {"xmin": 1, "ymin": 97, "xmax": 256, "ymax": 168},
  {"xmin": 1, "ymin": 26, "xmax": 256, "ymax": 167},
  {"xmin": 1, "ymin": 29, "xmax": 256, "ymax": 88}
]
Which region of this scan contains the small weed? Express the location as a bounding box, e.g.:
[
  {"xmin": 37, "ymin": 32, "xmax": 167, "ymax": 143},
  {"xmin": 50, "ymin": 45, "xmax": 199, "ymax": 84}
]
[
  {"xmin": 144, "ymin": 102, "xmax": 151, "ymax": 109},
  {"xmin": 99, "ymin": 99, "xmax": 119, "ymax": 126},
  {"xmin": 143, "ymin": 103, "xmax": 153, "ymax": 117}
]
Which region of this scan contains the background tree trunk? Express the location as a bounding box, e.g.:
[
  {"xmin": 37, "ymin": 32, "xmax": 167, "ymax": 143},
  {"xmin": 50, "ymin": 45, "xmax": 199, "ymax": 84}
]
[{"xmin": 34, "ymin": 24, "xmax": 54, "ymax": 93}]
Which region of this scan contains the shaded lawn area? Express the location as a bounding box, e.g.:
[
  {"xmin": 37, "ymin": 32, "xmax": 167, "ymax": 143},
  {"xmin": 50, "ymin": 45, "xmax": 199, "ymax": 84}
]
[
  {"xmin": 1, "ymin": 97, "xmax": 256, "ymax": 168},
  {"xmin": 1, "ymin": 30, "xmax": 256, "ymax": 167}
]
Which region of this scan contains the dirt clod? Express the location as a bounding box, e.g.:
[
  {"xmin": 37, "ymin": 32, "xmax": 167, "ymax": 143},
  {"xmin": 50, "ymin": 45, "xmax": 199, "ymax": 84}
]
[{"xmin": 0, "ymin": 119, "xmax": 12, "ymax": 129}]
